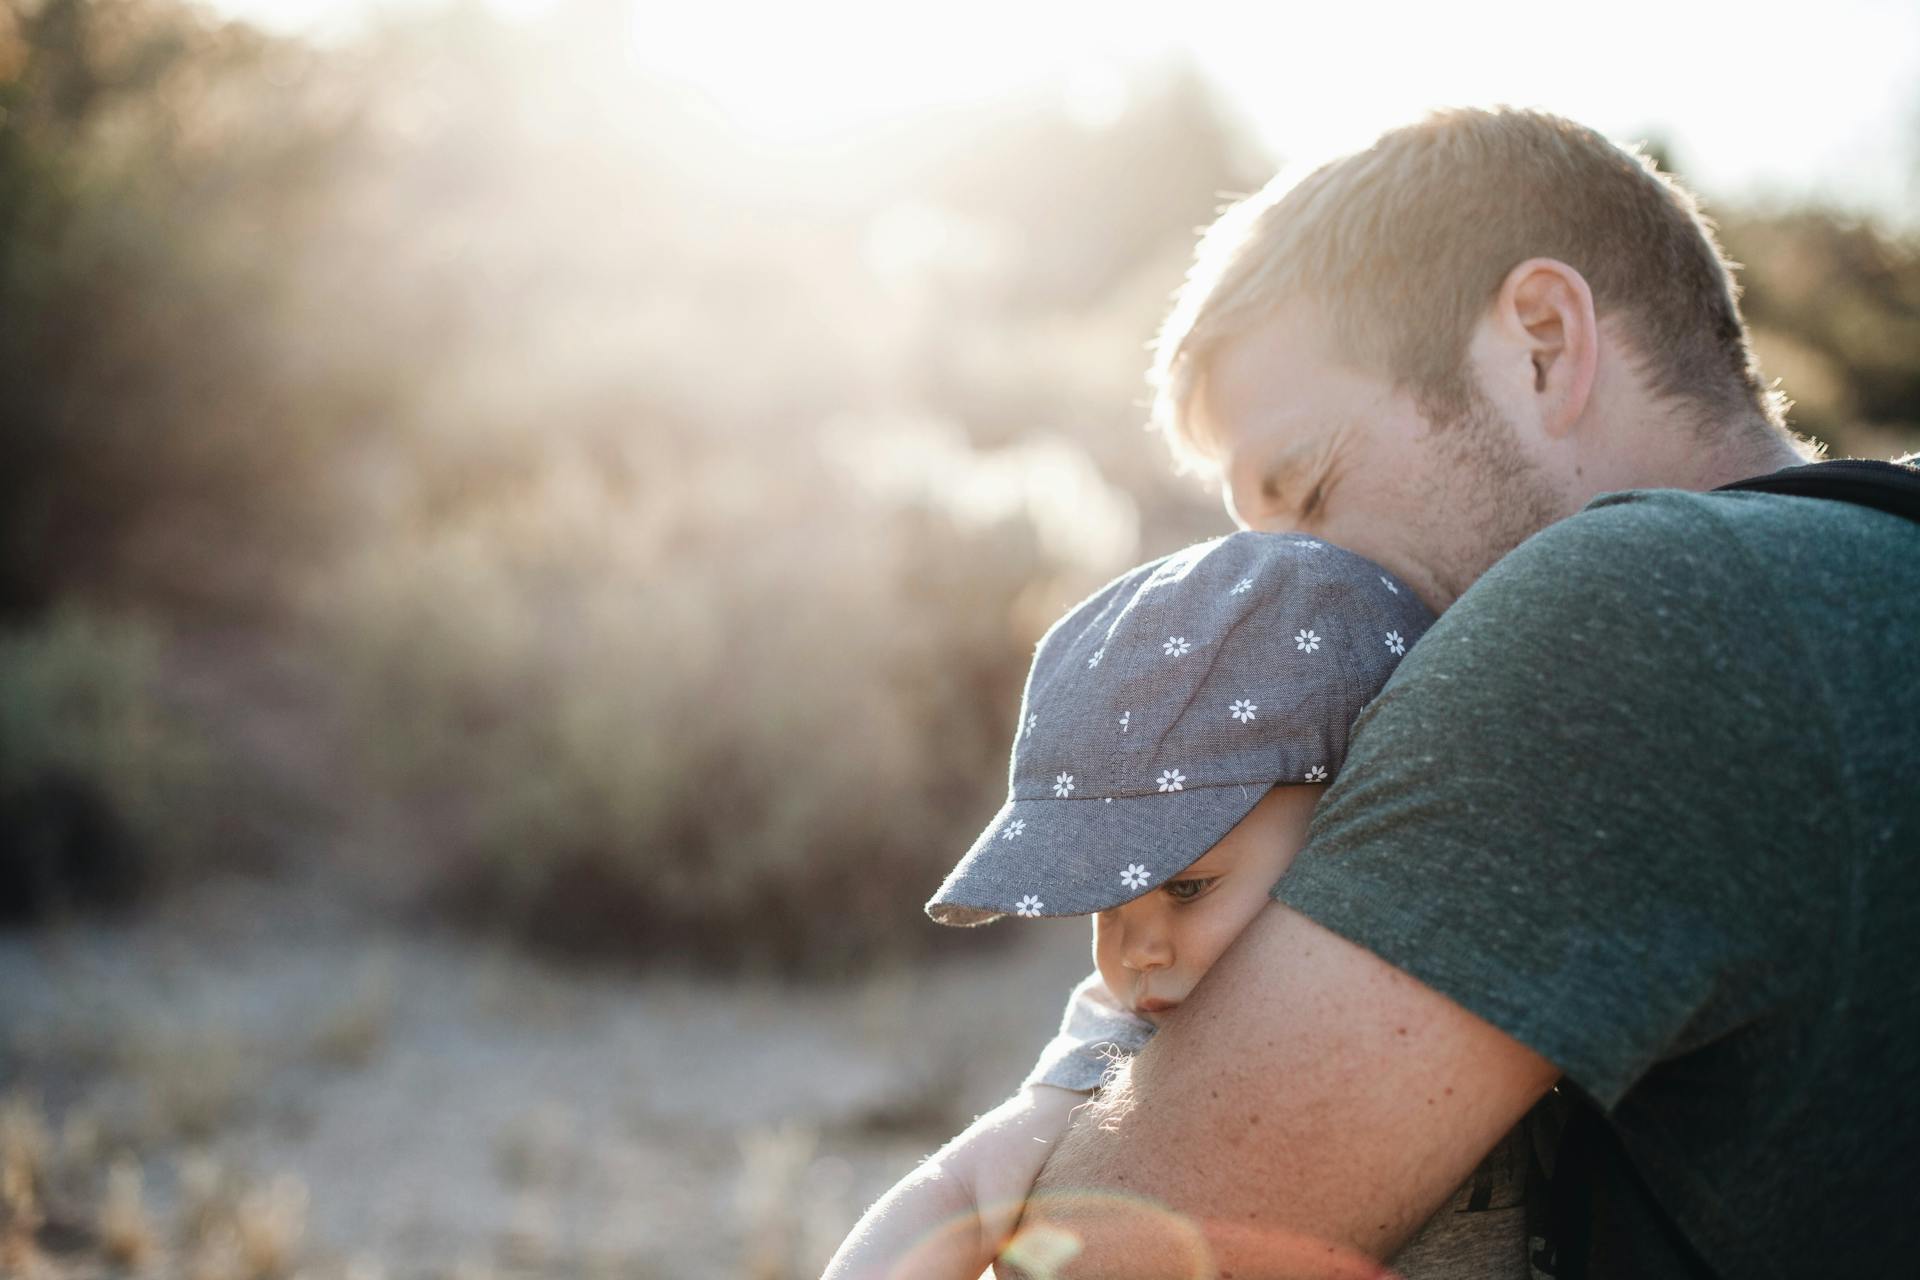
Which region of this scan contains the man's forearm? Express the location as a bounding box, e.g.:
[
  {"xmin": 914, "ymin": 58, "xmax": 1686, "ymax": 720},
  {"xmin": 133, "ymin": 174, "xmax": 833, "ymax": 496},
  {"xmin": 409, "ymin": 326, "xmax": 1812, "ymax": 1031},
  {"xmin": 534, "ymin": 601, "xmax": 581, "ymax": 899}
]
[
  {"xmin": 993, "ymin": 903, "xmax": 1559, "ymax": 1279},
  {"xmin": 995, "ymin": 1062, "xmax": 1391, "ymax": 1280}
]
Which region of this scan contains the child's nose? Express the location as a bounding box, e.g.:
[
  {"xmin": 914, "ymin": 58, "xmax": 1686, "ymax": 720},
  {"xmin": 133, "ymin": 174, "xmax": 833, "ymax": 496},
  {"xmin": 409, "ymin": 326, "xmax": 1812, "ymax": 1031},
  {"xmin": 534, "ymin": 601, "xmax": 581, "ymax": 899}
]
[{"xmin": 1120, "ymin": 913, "xmax": 1173, "ymax": 971}]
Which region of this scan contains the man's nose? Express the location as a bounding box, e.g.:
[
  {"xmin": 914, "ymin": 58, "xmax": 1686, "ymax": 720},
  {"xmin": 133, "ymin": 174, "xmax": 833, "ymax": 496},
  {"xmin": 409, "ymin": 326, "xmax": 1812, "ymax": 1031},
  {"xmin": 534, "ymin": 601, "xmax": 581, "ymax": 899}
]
[
  {"xmin": 1222, "ymin": 477, "xmax": 1254, "ymax": 531},
  {"xmin": 1223, "ymin": 463, "xmax": 1287, "ymax": 533}
]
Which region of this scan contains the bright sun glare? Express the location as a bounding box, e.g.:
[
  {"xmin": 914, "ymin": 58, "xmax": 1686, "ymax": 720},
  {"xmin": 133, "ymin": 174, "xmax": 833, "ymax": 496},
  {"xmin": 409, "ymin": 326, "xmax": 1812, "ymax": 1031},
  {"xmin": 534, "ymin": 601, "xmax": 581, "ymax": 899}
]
[
  {"xmin": 630, "ymin": 1, "xmax": 1163, "ymax": 139},
  {"xmin": 208, "ymin": 0, "xmax": 1920, "ymax": 220}
]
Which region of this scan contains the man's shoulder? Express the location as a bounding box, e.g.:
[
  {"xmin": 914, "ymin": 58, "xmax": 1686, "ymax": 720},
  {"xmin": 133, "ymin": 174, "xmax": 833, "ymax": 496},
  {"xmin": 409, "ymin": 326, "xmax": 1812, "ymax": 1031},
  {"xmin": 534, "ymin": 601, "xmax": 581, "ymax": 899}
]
[
  {"xmin": 1495, "ymin": 485, "xmax": 1783, "ymax": 583},
  {"xmin": 1376, "ymin": 485, "xmax": 1893, "ymax": 722},
  {"xmin": 1415, "ymin": 489, "xmax": 1751, "ymax": 652}
]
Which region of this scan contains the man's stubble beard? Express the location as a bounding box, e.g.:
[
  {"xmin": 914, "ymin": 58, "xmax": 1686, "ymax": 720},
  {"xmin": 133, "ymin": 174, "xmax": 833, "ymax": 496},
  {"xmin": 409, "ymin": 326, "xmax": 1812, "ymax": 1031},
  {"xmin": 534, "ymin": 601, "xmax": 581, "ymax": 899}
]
[{"xmin": 1425, "ymin": 388, "xmax": 1568, "ymax": 608}]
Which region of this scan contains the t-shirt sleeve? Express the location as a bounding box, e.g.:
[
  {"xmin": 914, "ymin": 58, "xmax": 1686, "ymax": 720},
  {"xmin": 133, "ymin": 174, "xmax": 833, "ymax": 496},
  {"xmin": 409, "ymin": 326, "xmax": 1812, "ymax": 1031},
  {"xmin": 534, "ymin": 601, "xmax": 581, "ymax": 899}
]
[
  {"xmin": 1022, "ymin": 969, "xmax": 1158, "ymax": 1092},
  {"xmin": 1273, "ymin": 491, "xmax": 1842, "ymax": 1108}
]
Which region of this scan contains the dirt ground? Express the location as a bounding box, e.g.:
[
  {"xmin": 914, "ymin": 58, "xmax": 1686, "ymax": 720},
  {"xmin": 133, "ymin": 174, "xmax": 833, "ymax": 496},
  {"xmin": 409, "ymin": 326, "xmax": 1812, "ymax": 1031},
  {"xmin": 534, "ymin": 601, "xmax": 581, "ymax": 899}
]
[{"xmin": 0, "ymin": 872, "xmax": 1092, "ymax": 1278}]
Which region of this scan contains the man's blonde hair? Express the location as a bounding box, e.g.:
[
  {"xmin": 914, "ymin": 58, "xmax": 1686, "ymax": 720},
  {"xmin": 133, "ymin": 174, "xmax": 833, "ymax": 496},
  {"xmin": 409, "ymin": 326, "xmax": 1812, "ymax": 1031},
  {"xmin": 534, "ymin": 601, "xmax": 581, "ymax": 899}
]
[{"xmin": 1150, "ymin": 108, "xmax": 1785, "ymax": 471}]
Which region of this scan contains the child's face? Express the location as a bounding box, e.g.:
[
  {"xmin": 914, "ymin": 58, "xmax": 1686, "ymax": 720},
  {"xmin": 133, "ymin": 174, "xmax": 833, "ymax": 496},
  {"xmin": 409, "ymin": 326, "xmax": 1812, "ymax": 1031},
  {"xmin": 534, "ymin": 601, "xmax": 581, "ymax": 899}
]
[{"xmin": 1093, "ymin": 783, "xmax": 1324, "ymax": 1024}]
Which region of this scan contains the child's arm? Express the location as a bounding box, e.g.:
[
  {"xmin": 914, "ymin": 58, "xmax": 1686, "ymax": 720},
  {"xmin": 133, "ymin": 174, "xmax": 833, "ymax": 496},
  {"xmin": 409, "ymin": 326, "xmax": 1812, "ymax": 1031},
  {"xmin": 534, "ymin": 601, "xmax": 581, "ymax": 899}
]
[
  {"xmin": 821, "ymin": 1082, "xmax": 1084, "ymax": 1280},
  {"xmin": 825, "ymin": 972, "xmax": 1151, "ymax": 1278}
]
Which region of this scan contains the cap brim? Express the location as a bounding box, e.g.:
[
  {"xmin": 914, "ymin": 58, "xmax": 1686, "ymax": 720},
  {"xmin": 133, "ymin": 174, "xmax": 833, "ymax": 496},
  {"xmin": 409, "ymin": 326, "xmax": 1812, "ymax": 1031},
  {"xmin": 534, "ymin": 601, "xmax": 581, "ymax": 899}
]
[{"xmin": 925, "ymin": 782, "xmax": 1275, "ymax": 925}]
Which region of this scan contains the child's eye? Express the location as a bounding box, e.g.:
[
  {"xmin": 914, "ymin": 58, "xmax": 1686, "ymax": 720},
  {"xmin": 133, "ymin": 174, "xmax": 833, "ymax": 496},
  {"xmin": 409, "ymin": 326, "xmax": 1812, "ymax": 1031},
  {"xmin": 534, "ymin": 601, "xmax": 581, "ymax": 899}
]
[{"xmin": 1163, "ymin": 877, "xmax": 1217, "ymax": 904}]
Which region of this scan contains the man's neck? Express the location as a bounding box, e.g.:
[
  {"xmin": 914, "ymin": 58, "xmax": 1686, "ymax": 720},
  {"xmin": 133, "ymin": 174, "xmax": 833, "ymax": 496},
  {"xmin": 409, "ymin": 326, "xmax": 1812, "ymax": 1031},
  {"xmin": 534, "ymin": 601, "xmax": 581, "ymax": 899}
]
[
  {"xmin": 1677, "ymin": 429, "xmax": 1814, "ymax": 492},
  {"xmin": 1596, "ymin": 414, "xmax": 1815, "ymax": 500}
]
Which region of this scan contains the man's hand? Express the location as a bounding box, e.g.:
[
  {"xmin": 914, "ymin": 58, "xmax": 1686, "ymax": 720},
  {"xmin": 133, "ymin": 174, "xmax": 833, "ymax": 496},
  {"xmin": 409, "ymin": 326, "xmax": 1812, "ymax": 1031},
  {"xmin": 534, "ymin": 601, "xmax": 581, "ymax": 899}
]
[{"xmin": 997, "ymin": 902, "xmax": 1560, "ymax": 1279}]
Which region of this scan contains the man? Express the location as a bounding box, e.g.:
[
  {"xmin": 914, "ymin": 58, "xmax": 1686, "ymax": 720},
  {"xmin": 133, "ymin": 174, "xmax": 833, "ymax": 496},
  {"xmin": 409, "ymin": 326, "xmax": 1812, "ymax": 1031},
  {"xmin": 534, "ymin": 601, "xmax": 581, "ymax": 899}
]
[{"xmin": 998, "ymin": 108, "xmax": 1920, "ymax": 1279}]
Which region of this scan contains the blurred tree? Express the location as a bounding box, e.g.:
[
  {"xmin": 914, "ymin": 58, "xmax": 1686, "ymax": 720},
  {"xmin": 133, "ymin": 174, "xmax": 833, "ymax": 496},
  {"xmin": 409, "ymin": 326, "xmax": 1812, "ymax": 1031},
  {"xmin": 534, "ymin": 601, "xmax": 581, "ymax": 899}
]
[
  {"xmin": 1726, "ymin": 210, "xmax": 1920, "ymax": 458},
  {"xmin": 0, "ymin": 0, "xmax": 395, "ymax": 619},
  {"xmin": 920, "ymin": 61, "xmax": 1263, "ymax": 313}
]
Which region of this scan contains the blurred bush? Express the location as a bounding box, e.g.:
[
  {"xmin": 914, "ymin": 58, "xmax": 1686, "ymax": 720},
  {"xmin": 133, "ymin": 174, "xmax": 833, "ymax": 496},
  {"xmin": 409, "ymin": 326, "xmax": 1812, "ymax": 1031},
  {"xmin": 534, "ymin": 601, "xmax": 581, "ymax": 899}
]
[
  {"xmin": 0, "ymin": 604, "xmax": 216, "ymax": 920},
  {"xmin": 305, "ymin": 434, "xmax": 1072, "ymax": 972},
  {"xmin": 0, "ymin": 0, "xmax": 404, "ymax": 619}
]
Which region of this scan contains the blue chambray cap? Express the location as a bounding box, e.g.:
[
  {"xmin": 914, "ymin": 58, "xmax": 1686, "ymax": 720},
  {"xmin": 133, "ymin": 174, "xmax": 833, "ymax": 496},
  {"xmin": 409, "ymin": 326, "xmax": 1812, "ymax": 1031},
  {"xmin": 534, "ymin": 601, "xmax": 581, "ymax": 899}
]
[{"xmin": 925, "ymin": 531, "xmax": 1436, "ymax": 926}]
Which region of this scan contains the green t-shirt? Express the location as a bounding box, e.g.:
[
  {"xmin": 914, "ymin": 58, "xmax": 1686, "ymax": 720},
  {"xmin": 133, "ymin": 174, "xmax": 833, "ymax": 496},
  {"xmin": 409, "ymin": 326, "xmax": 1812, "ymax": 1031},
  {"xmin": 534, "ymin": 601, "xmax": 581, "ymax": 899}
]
[{"xmin": 1276, "ymin": 486, "xmax": 1920, "ymax": 1279}]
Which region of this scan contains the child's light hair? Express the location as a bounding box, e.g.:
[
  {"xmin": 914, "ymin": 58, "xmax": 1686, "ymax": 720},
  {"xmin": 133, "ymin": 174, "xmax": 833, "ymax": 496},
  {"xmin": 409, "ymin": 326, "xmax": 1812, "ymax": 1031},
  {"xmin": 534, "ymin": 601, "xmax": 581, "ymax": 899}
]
[{"xmin": 1149, "ymin": 107, "xmax": 1789, "ymax": 475}]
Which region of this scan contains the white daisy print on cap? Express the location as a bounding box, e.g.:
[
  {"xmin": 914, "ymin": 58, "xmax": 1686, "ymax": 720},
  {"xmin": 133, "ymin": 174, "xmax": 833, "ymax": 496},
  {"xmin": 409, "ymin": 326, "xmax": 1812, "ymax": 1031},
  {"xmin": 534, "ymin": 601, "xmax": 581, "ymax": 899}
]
[
  {"xmin": 1305, "ymin": 765, "xmax": 1328, "ymax": 782},
  {"xmin": 1385, "ymin": 630, "xmax": 1406, "ymax": 656},
  {"xmin": 1053, "ymin": 772, "xmax": 1075, "ymax": 798},
  {"xmin": 1015, "ymin": 895, "xmax": 1044, "ymax": 917},
  {"xmin": 1002, "ymin": 819, "xmax": 1027, "ymax": 840},
  {"xmin": 1157, "ymin": 768, "xmax": 1186, "ymax": 792},
  {"xmin": 1295, "ymin": 629, "xmax": 1321, "ymax": 653},
  {"xmin": 1120, "ymin": 864, "xmax": 1150, "ymax": 890},
  {"xmin": 1230, "ymin": 577, "xmax": 1254, "ymax": 595},
  {"xmin": 1229, "ymin": 699, "xmax": 1257, "ymax": 723},
  {"xmin": 1163, "ymin": 636, "xmax": 1191, "ymax": 657}
]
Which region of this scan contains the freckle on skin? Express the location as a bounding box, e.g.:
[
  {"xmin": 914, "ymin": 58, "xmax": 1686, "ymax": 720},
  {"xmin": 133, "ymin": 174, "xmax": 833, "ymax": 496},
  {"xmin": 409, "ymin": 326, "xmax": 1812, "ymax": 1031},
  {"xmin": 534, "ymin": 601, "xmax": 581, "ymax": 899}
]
[
  {"xmin": 1445, "ymin": 1086, "xmax": 1454, "ymax": 1096},
  {"xmin": 1396, "ymin": 1027, "xmax": 1408, "ymax": 1036}
]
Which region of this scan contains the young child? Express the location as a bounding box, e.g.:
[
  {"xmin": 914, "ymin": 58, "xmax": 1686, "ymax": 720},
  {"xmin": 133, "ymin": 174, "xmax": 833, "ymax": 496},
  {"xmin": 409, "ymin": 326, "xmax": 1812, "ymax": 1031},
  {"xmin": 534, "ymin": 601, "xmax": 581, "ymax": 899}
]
[{"xmin": 822, "ymin": 531, "xmax": 1529, "ymax": 1280}]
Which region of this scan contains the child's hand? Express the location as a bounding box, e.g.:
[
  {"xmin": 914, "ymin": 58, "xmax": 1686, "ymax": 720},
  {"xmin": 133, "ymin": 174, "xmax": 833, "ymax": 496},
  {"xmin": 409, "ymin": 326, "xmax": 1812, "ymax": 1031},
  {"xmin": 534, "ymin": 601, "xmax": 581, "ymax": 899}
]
[{"xmin": 821, "ymin": 1084, "xmax": 1085, "ymax": 1280}]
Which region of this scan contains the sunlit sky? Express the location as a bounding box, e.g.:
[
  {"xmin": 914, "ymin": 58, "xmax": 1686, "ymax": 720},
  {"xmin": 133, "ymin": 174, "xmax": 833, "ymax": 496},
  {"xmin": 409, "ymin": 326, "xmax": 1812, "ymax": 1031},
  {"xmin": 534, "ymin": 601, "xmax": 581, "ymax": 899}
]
[{"xmin": 202, "ymin": 0, "xmax": 1920, "ymax": 222}]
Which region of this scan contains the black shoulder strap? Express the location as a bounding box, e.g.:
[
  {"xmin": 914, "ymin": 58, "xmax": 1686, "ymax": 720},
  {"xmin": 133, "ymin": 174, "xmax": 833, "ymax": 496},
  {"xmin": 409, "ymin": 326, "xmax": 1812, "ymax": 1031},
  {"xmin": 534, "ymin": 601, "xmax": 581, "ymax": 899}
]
[
  {"xmin": 1712, "ymin": 457, "xmax": 1920, "ymax": 525},
  {"xmin": 1541, "ymin": 1094, "xmax": 1721, "ymax": 1280}
]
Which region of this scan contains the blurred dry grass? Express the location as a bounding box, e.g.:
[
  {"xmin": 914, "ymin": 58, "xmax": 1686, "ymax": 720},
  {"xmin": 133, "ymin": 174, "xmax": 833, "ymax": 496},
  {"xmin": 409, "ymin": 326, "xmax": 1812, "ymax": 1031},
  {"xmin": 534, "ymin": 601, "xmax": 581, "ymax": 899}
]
[{"xmin": 0, "ymin": 1088, "xmax": 309, "ymax": 1279}]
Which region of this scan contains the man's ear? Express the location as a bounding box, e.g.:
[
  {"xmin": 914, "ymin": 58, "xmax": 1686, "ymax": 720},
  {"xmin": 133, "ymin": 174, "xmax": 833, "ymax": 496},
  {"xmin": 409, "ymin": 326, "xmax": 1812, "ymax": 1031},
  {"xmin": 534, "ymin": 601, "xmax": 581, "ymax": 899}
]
[{"xmin": 1479, "ymin": 257, "xmax": 1598, "ymax": 440}]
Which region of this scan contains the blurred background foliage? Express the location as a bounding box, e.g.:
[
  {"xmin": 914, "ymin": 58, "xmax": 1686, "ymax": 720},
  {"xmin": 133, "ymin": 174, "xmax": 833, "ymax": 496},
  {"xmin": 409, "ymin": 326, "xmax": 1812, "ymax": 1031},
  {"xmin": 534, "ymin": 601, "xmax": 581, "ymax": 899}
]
[{"xmin": 2, "ymin": 0, "xmax": 1916, "ymax": 974}]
